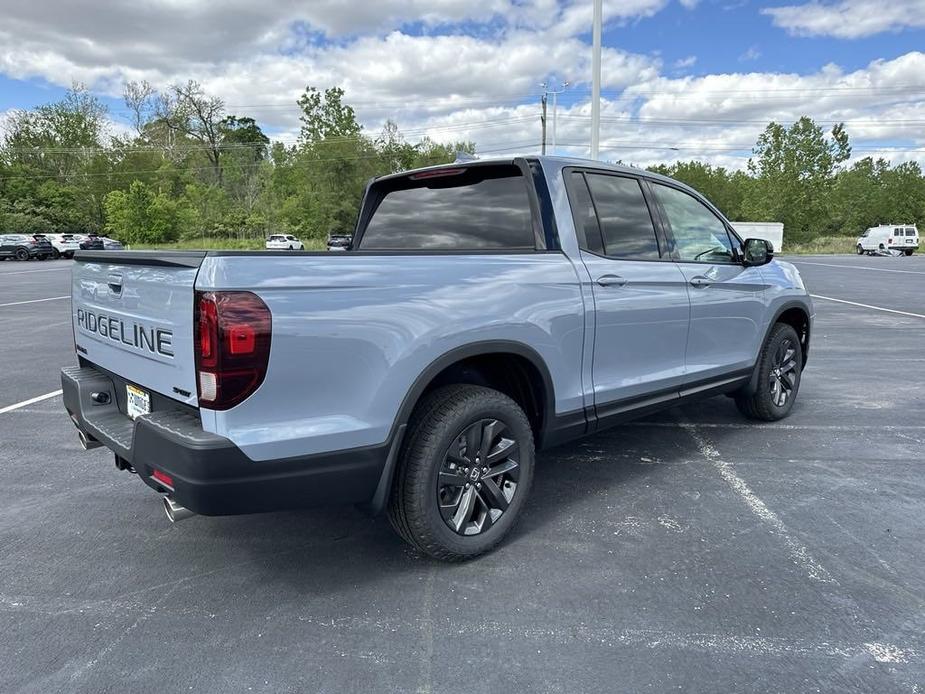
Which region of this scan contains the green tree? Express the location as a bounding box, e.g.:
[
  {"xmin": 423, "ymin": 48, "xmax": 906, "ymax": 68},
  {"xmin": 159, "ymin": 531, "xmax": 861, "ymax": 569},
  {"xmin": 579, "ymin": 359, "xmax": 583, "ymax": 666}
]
[
  {"xmin": 297, "ymin": 87, "xmax": 362, "ymax": 145},
  {"xmin": 103, "ymin": 180, "xmax": 182, "ymax": 244},
  {"xmin": 745, "ymin": 117, "xmax": 851, "ymax": 242}
]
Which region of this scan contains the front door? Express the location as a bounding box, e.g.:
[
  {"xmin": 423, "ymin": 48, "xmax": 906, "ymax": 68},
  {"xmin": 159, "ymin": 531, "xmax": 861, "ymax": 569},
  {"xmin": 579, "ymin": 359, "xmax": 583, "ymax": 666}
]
[{"xmin": 649, "ymin": 182, "xmax": 767, "ymax": 381}]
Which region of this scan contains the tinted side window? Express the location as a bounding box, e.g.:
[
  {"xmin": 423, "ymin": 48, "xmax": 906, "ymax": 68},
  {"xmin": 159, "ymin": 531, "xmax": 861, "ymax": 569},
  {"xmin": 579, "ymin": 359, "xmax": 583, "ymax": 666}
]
[
  {"xmin": 585, "ymin": 174, "xmax": 660, "ymax": 259},
  {"xmin": 567, "ymin": 172, "xmax": 604, "ymax": 254},
  {"xmin": 360, "ymin": 165, "xmax": 535, "ymax": 250},
  {"xmin": 653, "ymin": 184, "xmax": 736, "ymax": 263}
]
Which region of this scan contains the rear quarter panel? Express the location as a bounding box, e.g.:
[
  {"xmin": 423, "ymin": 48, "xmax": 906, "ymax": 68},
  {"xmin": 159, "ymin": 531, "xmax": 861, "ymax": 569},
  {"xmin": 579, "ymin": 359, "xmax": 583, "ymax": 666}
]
[{"xmin": 196, "ymin": 253, "xmax": 585, "ymax": 461}]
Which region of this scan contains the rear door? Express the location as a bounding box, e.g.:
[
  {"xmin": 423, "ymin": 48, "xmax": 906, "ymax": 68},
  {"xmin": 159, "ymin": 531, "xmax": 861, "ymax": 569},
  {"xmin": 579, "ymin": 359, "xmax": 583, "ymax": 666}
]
[
  {"xmin": 649, "ymin": 181, "xmax": 766, "ymax": 380},
  {"xmin": 71, "ymin": 253, "xmax": 204, "ymax": 406},
  {"xmin": 566, "ymin": 170, "xmax": 690, "ymax": 409}
]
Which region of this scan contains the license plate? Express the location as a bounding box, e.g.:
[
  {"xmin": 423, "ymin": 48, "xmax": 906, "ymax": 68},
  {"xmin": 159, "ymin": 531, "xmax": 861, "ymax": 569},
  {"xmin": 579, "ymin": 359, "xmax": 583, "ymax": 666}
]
[{"xmin": 126, "ymin": 384, "xmax": 151, "ymax": 420}]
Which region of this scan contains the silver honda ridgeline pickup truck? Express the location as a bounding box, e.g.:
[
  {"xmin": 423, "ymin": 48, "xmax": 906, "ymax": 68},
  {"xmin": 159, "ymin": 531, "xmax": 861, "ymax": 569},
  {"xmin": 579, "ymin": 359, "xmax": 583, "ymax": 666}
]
[{"xmin": 63, "ymin": 156, "xmax": 812, "ymax": 560}]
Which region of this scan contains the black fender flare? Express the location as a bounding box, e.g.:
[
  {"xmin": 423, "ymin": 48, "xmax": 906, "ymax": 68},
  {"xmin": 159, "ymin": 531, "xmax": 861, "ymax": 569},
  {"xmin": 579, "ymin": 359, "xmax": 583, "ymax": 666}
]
[
  {"xmin": 744, "ymin": 300, "xmax": 812, "ymax": 395},
  {"xmin": 363, "ymin": 340, "xmax": 556, "ymax": 515}
]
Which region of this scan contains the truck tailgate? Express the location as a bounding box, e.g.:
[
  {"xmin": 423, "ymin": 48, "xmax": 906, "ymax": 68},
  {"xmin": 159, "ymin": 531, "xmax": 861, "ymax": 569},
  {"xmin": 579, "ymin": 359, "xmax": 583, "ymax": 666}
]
[{"xmin": 71, "ymin": 251, "xmax": 205, "ymax": 406}]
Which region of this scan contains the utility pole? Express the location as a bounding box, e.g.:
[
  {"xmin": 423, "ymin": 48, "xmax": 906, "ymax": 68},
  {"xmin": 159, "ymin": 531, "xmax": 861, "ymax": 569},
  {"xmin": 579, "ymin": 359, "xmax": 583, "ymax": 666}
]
[
  {"xmin": 591, "ymin": 0, "xmax": 602, "ymax": 159},
  {"xmin": 540, "ymin": 80, "xmax": 570, "ymax": 154},
  {"xmin": 540, "ymin": 92, "xmax": 547, "ymax": 155}
]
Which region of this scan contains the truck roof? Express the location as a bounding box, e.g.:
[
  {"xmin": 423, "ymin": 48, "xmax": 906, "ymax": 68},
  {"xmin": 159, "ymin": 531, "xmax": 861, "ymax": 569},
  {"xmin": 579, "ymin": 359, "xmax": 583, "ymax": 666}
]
[{"xmin": 375, "ymin": 154, "xmax": 678, "ymax": 186}]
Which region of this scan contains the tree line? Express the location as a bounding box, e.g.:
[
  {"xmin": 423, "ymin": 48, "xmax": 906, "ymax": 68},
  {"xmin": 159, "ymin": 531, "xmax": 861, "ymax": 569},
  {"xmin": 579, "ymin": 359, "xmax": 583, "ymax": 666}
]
[
  {"xmin": 1, "ymin": 83, "xmax": 924, "ymax": 246},
  {"xmin": 0, "ymin": 83, "xmax": 472, "ymax": 245}
]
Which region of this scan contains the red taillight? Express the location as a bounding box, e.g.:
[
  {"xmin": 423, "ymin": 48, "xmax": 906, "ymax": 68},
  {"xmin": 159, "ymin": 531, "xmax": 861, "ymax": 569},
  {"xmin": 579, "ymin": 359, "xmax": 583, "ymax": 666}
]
[
  {"xmin": 152, "ymin": 469, "xmax": 174, "ymax": 488},
  {"xmin": 194, "ymin": 291, "xmax": 272, "ymax": 410}
]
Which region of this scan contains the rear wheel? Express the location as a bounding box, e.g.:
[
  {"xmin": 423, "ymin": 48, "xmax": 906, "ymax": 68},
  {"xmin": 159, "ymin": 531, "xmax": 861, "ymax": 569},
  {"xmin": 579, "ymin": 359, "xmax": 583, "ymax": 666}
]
[
  {"xmin": 856, "ymin": 244, "xmax": 864, "ymax": 255},
  {"xmin": 904, "ymin": 249, "xmax": 914, "ymax": 256},
  {"xmin": 879, "ymin": 243, "xmax": 886, "ymax": 251},
  {"xmin": 14, "ymin": 248, "xmax": 29, "ymax": 261},
  {"xmin": 388, "ymin": 384, "xmax": 534, "ymax": 561},
  {"xmin": 735, "ymin": 323, "xmax": 802, "ymax": 421}
]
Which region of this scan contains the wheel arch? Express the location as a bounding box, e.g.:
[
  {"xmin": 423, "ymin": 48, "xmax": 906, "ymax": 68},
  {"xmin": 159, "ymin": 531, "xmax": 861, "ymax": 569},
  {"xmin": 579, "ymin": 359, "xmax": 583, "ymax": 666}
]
[
  {"xmin": 394, "ymin": 340, "xmax": 555, "ymax": 439},
  {"xmin": 364, "ymin": 341, "xmax": 556, "ymax": 515},
  {"xmin": 744, "ymin": 301, "xmax": 811, "ymax": 395}
]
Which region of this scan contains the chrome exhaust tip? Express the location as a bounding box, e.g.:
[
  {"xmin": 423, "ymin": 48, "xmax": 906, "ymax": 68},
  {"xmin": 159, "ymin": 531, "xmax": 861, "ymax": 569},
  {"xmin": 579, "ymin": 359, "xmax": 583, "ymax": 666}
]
[
  {"xmin": 77, "ymin": 429, "xmax": 101, "ymax": 450},
  {"xmin": 163, "ymin": 497, "xmax": 195, "ymax": 523}
]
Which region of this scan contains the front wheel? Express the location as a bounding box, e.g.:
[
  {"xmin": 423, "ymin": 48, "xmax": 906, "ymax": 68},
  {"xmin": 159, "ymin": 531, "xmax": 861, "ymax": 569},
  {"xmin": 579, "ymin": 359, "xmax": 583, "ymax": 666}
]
[
  {"xmin": 388, "ymin": 384, "xmax": 535, "ymax": 561},
  {"xmin": 735, "ymin": 323, "xmax": 803, "ymax": 421},
  {"xmin": 14, "ymin": 248, "xmax": 29, "ymax": 261},
  {"xmin": 856, "ymin": 244, "xmax": 864, "ymax": 255},
  {"xmin": 52, "ymin": 248, "xmax": 61, "ymax": 259}
]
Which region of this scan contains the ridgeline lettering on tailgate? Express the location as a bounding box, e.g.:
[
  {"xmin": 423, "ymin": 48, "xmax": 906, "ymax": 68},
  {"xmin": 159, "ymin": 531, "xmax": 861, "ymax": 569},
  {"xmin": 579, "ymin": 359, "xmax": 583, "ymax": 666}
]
[{"xmin": 76, "ymin": 308, "xmax": 173, "ymax": 357}]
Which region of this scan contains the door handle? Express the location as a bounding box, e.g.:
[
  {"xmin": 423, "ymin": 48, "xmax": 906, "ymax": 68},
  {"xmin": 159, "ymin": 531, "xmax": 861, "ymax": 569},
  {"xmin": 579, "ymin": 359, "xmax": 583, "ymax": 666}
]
[
  {"xmin": 596, "ymin": 275, "xmax": 627, "ymax": 288},
  {"xmin": 689, "ymin": 276, "xmax": 712, "ymax": 288}
]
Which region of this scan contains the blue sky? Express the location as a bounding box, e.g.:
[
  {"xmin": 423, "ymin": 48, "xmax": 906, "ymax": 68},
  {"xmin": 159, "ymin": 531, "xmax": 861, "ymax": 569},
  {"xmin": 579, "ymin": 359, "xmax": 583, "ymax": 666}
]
[{"xmin": 1, "ymin": 0, "xmax": 924, "ymax": 168}]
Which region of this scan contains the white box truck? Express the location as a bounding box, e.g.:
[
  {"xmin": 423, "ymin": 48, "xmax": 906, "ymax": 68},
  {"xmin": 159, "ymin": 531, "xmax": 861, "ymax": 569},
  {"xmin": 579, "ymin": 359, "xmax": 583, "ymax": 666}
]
[{"xmin": 731, "ymin": 222, "xmax": 784, "ymax": 252}]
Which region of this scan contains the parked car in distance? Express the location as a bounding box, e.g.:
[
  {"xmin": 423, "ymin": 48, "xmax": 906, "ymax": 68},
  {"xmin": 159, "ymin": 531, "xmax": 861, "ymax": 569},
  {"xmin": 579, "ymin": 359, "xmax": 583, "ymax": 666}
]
[
  {"xmin": 327, "ymin": 232, "xmax": 352, "ymax": 251},
  {"xmin": 43, "ymin": 233, "xmax": 81, "ymax": 259},
  {"xmin": 63, "ymin": 156, "xmax": 813, "ymax": 561},
  {"xmin": 265, "ymin": 234, "xmax": 304, "ymax": 250},
  {"xmin": 0, "ymin": 233, "xmax": 54, "ymax": 260},
  {"xmin": 857, "ymin": 224, "xmax": 918, "ymax": 256},
  {"xmin": 78, "ymin": 235, "xmax": 105, "ymax": 251},
  {"xmin": 101, "ymin": 237, "xmax": 124, "ymax": 251}
]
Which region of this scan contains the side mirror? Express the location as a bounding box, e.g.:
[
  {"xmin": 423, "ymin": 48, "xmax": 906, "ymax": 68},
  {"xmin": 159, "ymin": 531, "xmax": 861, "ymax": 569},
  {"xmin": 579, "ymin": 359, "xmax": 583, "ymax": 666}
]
[{"xmin": 742, "ymin": 238, "xmax": 774, "ymax": 266}]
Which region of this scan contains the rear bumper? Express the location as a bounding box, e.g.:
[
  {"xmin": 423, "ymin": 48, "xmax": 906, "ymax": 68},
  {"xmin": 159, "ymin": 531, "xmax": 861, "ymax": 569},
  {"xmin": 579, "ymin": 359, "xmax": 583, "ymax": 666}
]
[{"xmin": 61, "ymin": 364, "xmax": 391, "ymax": 516}]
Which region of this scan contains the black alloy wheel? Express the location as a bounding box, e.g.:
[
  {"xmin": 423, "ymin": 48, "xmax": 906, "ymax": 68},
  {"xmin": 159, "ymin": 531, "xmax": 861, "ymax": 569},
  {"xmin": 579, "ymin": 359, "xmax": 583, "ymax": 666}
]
[
  {"xmin": 436, "ymin": 418, "xmax": 520, "ymax": 536},
  {"xmin": 768, "ymin": 336, "xmax": 798, "ymax": 408},
  {"xmin": 735, "ymin": 322, "xmax": 802, "ymax": 421}
]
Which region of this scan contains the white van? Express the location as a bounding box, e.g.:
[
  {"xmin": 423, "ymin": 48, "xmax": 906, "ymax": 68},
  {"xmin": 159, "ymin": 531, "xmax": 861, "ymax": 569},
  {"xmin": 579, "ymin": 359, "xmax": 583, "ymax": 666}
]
[{"xmin": 857, "ymin": 224, "xmax": 918, "ymax": 256}]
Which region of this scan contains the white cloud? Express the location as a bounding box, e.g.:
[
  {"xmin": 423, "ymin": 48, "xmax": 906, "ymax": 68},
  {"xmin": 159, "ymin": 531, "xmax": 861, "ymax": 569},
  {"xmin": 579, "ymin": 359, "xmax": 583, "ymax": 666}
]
[
  {"xmin": 739, "ymin": 46, "xmax": 762, "ymax": 62},
  {"xmin": 763, "ymin": 0, "xmax": 925, "ymax": 39},
  {"xmin": 1, "ymin": 1, "xmax": 925, "ymax": 170}
]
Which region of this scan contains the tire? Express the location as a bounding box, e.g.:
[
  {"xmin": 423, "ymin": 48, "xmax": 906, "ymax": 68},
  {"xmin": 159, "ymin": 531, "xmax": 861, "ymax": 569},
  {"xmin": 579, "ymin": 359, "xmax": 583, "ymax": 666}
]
[
  {"xmin": 856, "ymin": 245, "xmax": 864, "ymax": 255},
  {"xmin": 904, "ymin": 249, "xmax": 914, "ymax": 256},
  {"xmin": 14, "ymin": 248, "xmax": 29, "ymax": 261},
  {"xmin": 388, "ymin": 384, "xmax": 535, "ymax": 561},
  {"xmin": 735, "ymin": 323, "xmax": 803, "ymax": 422},
  {"xmin": 52, "ymin": 248, "xmax": 61, "ymax": 259},
  {"xmin": 879, "ymin": 243, "xmax": 886, "ymax": 251}
]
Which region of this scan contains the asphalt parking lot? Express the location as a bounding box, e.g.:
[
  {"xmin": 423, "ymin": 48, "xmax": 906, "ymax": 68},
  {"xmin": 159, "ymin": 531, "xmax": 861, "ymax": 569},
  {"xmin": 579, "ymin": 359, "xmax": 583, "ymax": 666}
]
[{"xmin": 1, "ymin": 255, "xmax": 923, "ymax": 693}]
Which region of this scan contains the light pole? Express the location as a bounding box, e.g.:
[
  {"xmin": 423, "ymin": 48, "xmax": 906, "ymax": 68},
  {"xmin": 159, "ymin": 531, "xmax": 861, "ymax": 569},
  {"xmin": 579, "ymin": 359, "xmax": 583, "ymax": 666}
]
[{"xmin": 591, "ymin": 0, "xmax": 602, "ymax": 159}]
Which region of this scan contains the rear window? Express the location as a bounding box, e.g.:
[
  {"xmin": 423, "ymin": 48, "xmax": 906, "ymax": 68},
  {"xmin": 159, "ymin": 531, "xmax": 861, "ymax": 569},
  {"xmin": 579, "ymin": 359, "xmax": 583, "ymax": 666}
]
[
  {"xmin": 359, "ymin": 165, "xmax": 535, "ymax": 250},
  {"xmin": 907, "ymin": 228, "xmax": 916, "ymax": 235}
]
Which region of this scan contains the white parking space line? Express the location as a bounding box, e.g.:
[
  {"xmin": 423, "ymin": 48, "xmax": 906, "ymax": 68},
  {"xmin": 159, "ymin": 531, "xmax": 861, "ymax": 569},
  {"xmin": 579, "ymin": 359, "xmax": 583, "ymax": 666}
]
[
  {"xmin": 682, "ymin": 421, "xmax": 837, "ymax": 584},
  {"xmin": 1, "ymin": 267, "xmax": 70, "ymax": 276},
  {"xmin": 810, "ymin": 294, "xmax": 925, "ymax": 319},
  {"xmin": 792, "ymin": 260, "xmax": 925, "ymax": 275},
  {"xmin": 0, "ymin": 390, "xmax": 62, "ymax": 415},
  {"xmin": 0, "ymin": 295, "xmax": 69, "ymax": 308}
]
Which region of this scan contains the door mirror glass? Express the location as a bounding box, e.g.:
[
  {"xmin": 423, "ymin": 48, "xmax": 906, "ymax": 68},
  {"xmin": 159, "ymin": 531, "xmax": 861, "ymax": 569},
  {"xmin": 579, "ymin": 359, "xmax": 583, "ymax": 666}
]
[{"xmin": 742, "ymin": 238, "xmax": 773, "ymax": 266}]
